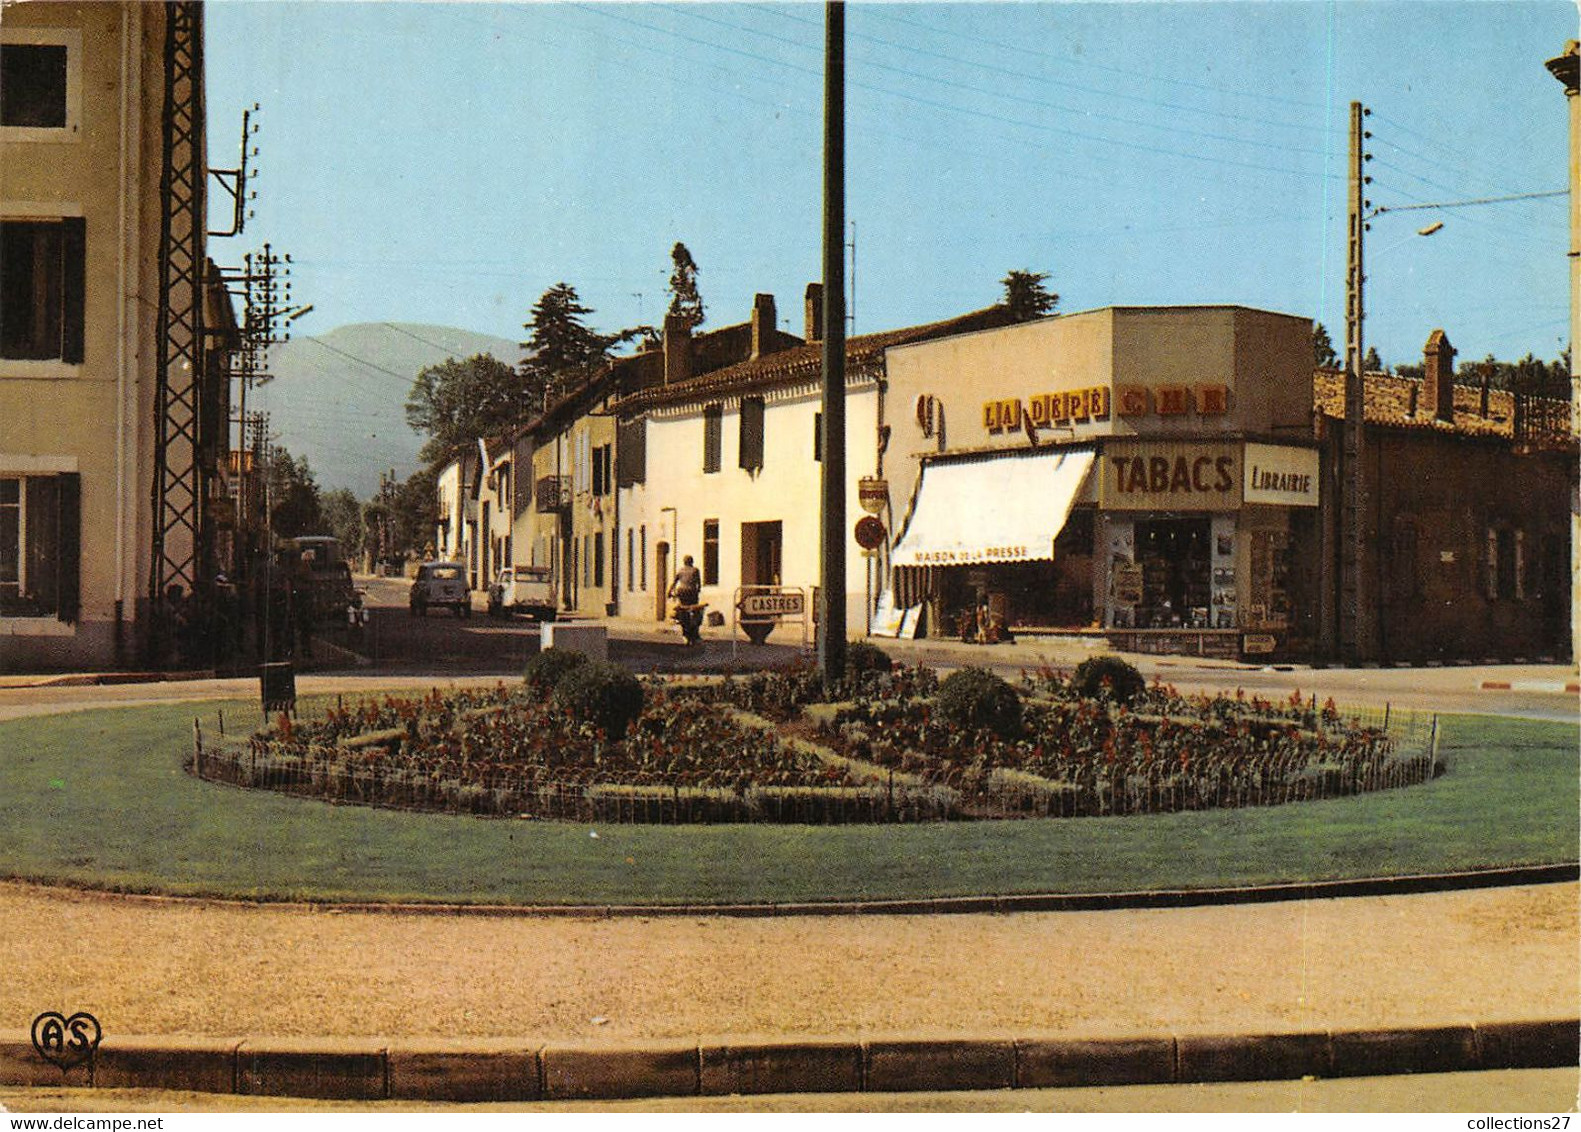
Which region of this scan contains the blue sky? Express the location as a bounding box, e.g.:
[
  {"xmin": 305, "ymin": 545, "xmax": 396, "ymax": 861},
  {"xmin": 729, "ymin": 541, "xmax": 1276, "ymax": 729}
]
[{"xmin": 206, "ymin": 1, "xmax": 1576, "ymax": 374}]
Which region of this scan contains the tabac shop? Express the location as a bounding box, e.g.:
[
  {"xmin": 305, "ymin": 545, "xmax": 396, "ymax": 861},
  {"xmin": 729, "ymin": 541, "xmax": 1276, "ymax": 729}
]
[
  {"xmin": 889, "ymin": 438, "xmax": 1321, "ymax": 659},
  {"xmin": 1100, "ymin": 439, "xmax": 1321, "ymax": 658}
]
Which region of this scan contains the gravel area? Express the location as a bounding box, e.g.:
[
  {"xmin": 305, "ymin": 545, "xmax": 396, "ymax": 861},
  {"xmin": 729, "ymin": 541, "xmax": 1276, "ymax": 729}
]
[{"xmin": 0, "ymin": 881, "xmax": 1572, "ymax": 1043}]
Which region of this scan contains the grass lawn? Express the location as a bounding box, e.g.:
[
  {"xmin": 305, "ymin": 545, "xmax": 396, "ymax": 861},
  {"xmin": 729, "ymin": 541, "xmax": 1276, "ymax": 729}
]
[{"xmin": 0, "ymin": 697, "xmax": 1573, "ymax": 906}]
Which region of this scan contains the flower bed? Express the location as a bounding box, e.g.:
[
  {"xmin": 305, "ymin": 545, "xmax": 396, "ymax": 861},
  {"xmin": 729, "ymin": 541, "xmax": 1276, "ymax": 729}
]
[
  {"xmin": 192, "ymin": 683, "xmax": 952, "ymax": 823},
  {"xmin": 191, "ymin": 663, "xmax": 1440, "ymax": 824},
  {"xmin": 811, "ymin": 671, "xmax": 1438, "ymax": 817}
]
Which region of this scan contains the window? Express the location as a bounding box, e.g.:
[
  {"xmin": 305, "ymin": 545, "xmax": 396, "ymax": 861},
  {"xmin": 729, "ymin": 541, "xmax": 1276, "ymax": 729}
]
[
  {"xmin": 813, "ymin": 412, "xmax": 822, "ymax": 462},
  {"xmin": 0, "ymin": 472, "xmax": 79, "ymax": 621},
  {"xmin": 640, "ymin": 525, "xmax": 647, "ymax": 590},
  {"xmin": 1487, "ymin": 527, "xmax": 1522, "ymax": 601},
  {"xmin": 1, "ymin": 218, "xmax": 85, "ymax": 362},
  {"xmin": 591, "ymin": 444, "xmax": 612, "ymax": 497},
  {"xmin": 0, "ymin": 31, "xmax": 78, "ymax": 139},
  {"xmin": 739, "ymin": 396, "xmax": 765, "ymax": 471},
  {"xmin": 702, "ymin": 404, "xmax": 722, "ymax": 473},
  {"xmin": 594, "ymin": 531, "xmax": 605, "ymax": 588},
  {"xmin": 616, "ymin": 419, "xmax": 646, "ymax": 486},
  {"xmin": 626, "ymin": 528, "xmax": 635, "ymax": 591},
  {"xmin": 702, "ymin": 519, "xmax": 719, "ymax": 586},
  {"xmin": 1389, "ymin": 517, "xmax": 1418, "ymax": 603},
  {"xmin": 582, "ymin": 535, "xmax": 591, "ymax": 588},
  {"xmin": 1, "ymin": 44, "xmax": 67, "ymax": 128}
]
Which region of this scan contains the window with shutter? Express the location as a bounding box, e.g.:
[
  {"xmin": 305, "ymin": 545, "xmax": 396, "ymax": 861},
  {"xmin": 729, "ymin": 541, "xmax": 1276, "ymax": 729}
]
[
  {"xmin": 616, "ymin": 419, "xmax": 646, "ymax": 486},
  {"xmin": 739, "ymin": 396, "xmax": 765, "ymax": 471},
  {"xmin": 1, "ymin": 219, "xmax": 85, "ymax": 362},
  {"xmin": 703, "ymin": 404, "xmax": 722, "ymax": 473},
  {"xmin": 703, "ymin": 520, "xmax": 720, "ymax": 585},
  {"xmin": 0, "ymin": 471, "xmax": 77, "ymax": 620}
]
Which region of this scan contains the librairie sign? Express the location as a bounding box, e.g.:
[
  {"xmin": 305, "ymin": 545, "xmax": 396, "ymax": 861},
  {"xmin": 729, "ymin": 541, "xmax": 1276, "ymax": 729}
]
[{"xmin": 1243, "ymin": 443, "xmax": 1320, "ymax": 507}]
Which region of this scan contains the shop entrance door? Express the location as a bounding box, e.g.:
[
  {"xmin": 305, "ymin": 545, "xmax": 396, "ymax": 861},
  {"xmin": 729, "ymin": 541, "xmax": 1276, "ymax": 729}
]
[
  {"xmin": 741, "ymin": 521, "xmax": 782, "ymax": 586},
  {"xmin": 1133, "ymin": 517, "xmax": 1211, "ymax": 628}
]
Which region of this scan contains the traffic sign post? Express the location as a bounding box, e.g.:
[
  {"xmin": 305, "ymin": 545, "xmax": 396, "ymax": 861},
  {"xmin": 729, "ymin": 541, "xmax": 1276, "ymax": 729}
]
[
  {"xmin": 732, "ymin": 585, "xmax": 810, "ymax": 658},
  {"xmin": 853, "ymin": 516, "xmax": 886, "ymax": 635}
]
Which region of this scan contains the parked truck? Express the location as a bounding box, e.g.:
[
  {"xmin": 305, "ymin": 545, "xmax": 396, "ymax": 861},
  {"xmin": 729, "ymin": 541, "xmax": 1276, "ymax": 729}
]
[{"xmin": 486, "ymin": 565, "xmax": 557, "ymax": 621}]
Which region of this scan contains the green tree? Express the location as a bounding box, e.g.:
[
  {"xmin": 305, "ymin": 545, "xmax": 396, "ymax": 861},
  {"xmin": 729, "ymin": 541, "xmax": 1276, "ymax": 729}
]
[
  {"xmin": 267, "ymin": 446, "xmax": 323, "ymax": 538},
  {"xmin": 390, "ymin": 465, "xmax": 439, "ymax": 557},
  {"xmin": 1000, "ymin": 269, "xmax": 1059, "ymax": 322},
  {"xmin": 519, "ymin": 282, "xmax": 651, "ymax": 411},
  {"xmin": 403, "ymin": 352, "xmax": 530, "ymax": 466},
  {"xmin": 1362, "ymin": 346, "xmax": 1383, "ymax": 373},
  {"xmin": 666, "ymin": 241, "xmax": 705, "ymax": 332},
  {"xmin": 321, "ymin": 488, "xmax": 364, "ymax": 556},
  {"xmin": 1313, "ymin": 323, "xmax": 1339, "ymax": 369}
]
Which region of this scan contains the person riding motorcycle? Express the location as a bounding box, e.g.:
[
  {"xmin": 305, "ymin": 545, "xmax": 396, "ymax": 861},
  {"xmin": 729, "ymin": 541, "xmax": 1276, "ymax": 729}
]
[{"xmin": 667, "ymin": 555, "xmax": 705, "ymax": 645}]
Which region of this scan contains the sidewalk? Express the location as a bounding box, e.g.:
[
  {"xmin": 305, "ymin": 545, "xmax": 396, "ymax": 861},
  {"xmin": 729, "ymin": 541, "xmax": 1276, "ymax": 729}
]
[{"xmin": 0, "ymin": 880, "xmax": 1574, "ymax": 1101}]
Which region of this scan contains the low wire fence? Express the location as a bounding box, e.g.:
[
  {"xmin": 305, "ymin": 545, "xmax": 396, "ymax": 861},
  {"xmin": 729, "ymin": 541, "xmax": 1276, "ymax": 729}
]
[{"xmin": 189, "ymin": 699, "xmax": 1440, "ymax": 825}]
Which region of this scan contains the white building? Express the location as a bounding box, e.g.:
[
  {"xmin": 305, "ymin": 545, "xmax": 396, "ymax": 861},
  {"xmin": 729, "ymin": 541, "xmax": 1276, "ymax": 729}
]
[{"xmin": 614, "ymin": 291, "xmax": 1011, "ymax": 638}]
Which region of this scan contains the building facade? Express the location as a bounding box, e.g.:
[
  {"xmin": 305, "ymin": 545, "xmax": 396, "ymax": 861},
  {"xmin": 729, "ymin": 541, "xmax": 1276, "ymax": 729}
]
[
  {"xmin": 2, "ymin": 2, "xmax": 233, "ymax": 669},
  {"xmin": 614, "ymin": 292, "xmax": 1013, "ymax": 638},
  {"xmin": 1313, "ymin": 334, "xmax": 1573, "ymax": 662},
  {"xmin": 881, "ymin": 306, "xmax": 1319, "ymax": 658}
]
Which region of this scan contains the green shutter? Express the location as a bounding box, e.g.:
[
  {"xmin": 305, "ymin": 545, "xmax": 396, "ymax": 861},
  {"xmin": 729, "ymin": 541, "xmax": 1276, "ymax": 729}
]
[
  {"xmin": 56, "ymin": 472, "xmax": 80, "ymax": 622},
  {"xmin": 61, "ymin": 217, "xmax": 85, "ymax": 364}
]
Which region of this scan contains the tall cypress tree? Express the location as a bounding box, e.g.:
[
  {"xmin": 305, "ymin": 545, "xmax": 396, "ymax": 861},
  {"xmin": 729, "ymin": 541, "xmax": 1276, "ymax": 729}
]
[{"xmin": 666, "ymin": 242, "xmax": 705, "ymax": 332}]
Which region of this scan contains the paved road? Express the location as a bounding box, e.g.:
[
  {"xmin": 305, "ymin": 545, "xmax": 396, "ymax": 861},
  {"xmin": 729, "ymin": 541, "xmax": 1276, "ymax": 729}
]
[
  {"xmin": 2, "ymin": 574, "xmax": 1573, "ymax": 722},
  {"xmin": 332, "ymin": 574, "xmax": 1578, "ymax": 721}
]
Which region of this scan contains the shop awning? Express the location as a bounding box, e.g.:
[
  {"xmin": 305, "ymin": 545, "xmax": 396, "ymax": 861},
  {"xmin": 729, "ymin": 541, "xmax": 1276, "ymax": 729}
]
[{"xmin": 890, "ymin": 448, "xmax": 1095, "ymax": 568}]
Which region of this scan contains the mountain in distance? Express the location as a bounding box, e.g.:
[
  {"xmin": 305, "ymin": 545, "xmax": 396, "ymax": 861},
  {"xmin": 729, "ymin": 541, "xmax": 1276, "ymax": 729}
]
[{"xmin": 249, "ymin": 322, "xmax": 524, "ymax": 499}]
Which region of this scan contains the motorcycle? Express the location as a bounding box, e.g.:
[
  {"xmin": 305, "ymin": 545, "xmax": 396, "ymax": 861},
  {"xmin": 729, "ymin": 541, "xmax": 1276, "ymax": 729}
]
[
  {"xmin": 672, "ymin": 601, "xmax": 707, "ymax": 646},
  {"xmin": 345, "ymin": 590, "xmax": 370, "ymax": 641}
]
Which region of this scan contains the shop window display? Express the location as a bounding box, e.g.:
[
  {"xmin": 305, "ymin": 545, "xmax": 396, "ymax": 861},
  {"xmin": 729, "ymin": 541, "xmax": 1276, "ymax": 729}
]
[{"xmin": 1134, "ymin": 517, "xmax": 1211, "ymax": 628}]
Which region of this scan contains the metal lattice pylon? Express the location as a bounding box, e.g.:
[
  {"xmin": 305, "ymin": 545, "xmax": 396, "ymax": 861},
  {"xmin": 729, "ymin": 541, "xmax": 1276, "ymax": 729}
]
[{"xmin": 150, "ymin": 1, "xmax": 208, "ymax": 623}]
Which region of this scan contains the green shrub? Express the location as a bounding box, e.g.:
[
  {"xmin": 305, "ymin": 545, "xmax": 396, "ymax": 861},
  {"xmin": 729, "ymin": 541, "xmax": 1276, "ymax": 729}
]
[
  {"xmin": 524, "ymin": 647, "xmax": 589, "ymax": 693},
  {"xmin": 553, "ymin": 660, "xmax": 646, "ymax": 738},
  {"xmin": 844, "ymin": 641, "xmax": 895, "ymax": 679},
  {"xmin": 1072, "ymin": 655, "xmax": 1146, "ymax": 705},
  {"xmin": 934, "ymin": 667, "xmax": 1023, "ymax": 739}
]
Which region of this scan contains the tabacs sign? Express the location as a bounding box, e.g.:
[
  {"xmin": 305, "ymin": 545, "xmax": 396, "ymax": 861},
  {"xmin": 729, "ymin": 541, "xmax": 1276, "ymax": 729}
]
[{"xmin": 1101, "ymin": 441, "xmax": 1240, "ymax": 512}]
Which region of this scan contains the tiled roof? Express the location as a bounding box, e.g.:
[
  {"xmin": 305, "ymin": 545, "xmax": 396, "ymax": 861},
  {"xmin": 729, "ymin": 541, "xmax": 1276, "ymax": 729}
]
[
  {"xmin": 613, "ymin": 305, "xmax": 1018, "ymax": 413},
  {"xmin": 498, "ymin": 318, "xmax": 790, "ymax": 446},
  {"xmin": 1313, "ymin": 369, "xmax": 1568, "ymax": 442}
]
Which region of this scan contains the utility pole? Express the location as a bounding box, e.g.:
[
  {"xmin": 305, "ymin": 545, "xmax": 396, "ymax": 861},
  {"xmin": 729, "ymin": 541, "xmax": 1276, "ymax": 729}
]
[
  {"xmin": 1545, "ymin": 41, "xmax": 1579, "ymax": 664},
  {"xmin": 1339, "ymin": 101, "xmax": 1372, "ymax": 664},
  {"xmin": 818, "ymin": 0, "xmax": 847, "ymax": 684}
]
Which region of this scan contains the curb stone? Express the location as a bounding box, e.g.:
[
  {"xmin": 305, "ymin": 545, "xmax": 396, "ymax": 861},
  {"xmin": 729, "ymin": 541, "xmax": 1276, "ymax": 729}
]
[
  {"xmin": 0, "ymin": 1022, "xmax": 1574, "ymax": 1102},
  {"xmin": 24, "ymin": 863, "xmax": 1575, "ymax": 922},
  {"xmin": 1015, "ymin": 1036, "xmax": 1174, "ymax": 1088}
]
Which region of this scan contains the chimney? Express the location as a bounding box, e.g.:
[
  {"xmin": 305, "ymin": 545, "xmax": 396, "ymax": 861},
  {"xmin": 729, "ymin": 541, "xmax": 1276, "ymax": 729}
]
[
  {"xmin": 1423, "ymin": 328, "xmax": 1455, "ymax": 422},
  {"xmin": 804, "ymin": 282, "xmax": 824, "ymax": 343},
  {"xmin": 750, "ymin": 293, "xmax": 777, "ymax": 359},
  {"xmin": 663, "ymin": 313, "xmax": 692, "ymax": 386}
]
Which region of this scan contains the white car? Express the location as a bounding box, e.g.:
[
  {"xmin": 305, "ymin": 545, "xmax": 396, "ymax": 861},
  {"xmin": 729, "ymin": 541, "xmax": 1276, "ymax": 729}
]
[
  {"xmin": 409, "ymin": 561, "xmax": 470, "ymax": 618},
  {"xmin": 487, "ymin": 565, "xmax": 557, "ymax": 621}
]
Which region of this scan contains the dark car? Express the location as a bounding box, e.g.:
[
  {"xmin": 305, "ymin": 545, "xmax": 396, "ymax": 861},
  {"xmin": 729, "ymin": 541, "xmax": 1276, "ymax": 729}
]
[{"xmin": 409, "ymin": 560, "xmax": 470, "ymax": 618}]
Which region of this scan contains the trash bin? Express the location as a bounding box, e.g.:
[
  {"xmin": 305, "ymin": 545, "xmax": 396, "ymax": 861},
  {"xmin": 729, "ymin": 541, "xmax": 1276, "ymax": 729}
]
[{"xmin": 260, "ymin": 661, "xmax": 296, "ymax": 715}]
